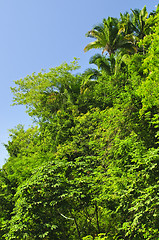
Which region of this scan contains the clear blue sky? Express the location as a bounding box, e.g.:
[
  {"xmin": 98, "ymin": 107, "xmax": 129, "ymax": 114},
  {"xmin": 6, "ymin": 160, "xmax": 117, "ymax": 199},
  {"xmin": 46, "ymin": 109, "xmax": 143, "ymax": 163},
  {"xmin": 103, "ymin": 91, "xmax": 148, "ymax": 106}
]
[{"xmin": 0, "ymin": 0, "xmax": 158, "ymax": 167}]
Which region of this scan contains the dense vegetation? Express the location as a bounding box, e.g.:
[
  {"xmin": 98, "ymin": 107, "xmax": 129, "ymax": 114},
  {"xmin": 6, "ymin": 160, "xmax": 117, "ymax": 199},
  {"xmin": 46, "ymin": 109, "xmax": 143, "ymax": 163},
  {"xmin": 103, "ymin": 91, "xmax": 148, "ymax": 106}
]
[{"xmin": 1, "ymin": 5, "xmax": 159, "ymax": 239}]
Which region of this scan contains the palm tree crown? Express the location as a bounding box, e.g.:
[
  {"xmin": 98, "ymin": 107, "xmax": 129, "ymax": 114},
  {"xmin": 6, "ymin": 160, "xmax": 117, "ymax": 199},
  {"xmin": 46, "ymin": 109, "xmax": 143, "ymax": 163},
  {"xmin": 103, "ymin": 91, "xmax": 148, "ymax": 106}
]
[{"xmin": 84, "ymin": 17, "xmax": 136, "ymax": 56}]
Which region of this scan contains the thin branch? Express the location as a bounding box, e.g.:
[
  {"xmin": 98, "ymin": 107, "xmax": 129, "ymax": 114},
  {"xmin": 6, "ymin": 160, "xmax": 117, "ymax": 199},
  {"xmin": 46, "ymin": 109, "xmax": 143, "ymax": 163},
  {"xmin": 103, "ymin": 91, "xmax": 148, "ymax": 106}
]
[{"xmin": 58, "ymin": 210, "xmax": 74, "ymax": 220}]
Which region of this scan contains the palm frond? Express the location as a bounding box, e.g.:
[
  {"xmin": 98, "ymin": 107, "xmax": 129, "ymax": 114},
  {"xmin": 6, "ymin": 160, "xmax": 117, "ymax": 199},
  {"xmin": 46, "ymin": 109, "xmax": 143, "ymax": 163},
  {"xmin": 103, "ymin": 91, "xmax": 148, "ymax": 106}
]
[{"xmin": 84, "ymin": 41, "xmax": 103, "ymax": 52}]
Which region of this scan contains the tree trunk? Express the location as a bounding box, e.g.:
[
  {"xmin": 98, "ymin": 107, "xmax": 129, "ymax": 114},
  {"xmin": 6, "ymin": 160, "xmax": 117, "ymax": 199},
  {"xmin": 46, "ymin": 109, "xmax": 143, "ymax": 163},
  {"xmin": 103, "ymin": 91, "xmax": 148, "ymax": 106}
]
[{"xmin": 95, "ymin": 204, "xmax": 100, "ymax": 233}]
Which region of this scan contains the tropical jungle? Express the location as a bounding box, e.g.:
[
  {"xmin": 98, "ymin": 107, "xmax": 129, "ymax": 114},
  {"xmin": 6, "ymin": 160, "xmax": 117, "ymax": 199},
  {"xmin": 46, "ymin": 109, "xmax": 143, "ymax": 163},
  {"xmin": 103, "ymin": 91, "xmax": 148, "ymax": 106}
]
[{"xmin": 1, "ymin": 4, "xmax": 159, "ymax": 240}]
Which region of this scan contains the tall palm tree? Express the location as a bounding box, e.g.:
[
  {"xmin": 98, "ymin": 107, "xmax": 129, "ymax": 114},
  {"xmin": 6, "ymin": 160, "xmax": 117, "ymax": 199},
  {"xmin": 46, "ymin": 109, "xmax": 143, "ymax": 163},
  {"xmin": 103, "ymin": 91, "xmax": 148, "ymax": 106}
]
[
  {"xmin": 131, "ymin": 6, "xmax": 148, "ymax": 40},
  {"xmin": 84, "ymin": 17, "xmax": 136, "ymax": 56},
  {"xmin": 119, "ymin": 6, "xmax": 149, "ymax": 54},
  {"xmin": 119, "ymin": 12, "xmax": 135, "ymax": 35},
  {"xmin": 119, "ymin": 6, "xmax": 149, "ymax": 53}
]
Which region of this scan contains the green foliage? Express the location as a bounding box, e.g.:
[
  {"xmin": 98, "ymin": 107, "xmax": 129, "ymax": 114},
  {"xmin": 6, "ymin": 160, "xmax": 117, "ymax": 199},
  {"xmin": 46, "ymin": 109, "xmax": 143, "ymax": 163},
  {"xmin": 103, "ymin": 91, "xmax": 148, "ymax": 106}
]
[
  {"xmin": 83, "ymin": 233, "xmax": 107, "ymax": 240},
  {"xmin": 1, "ymin": 4, "xmax": 159, "ymax": 240},
  {"xmin": 11, "ymin": 59, "xmax": 81, "ymax": 120},
  {"xmin": 137, "ymin": 9, "xmax": 159, "ymax": 114}
]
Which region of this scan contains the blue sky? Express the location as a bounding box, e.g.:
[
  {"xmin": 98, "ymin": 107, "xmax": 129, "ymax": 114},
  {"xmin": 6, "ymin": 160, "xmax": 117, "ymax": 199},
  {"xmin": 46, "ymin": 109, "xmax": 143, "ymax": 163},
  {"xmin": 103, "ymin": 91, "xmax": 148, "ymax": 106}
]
[{"xmin": 0, "ymin": 0, "xmax": 158, "ymax": 167}]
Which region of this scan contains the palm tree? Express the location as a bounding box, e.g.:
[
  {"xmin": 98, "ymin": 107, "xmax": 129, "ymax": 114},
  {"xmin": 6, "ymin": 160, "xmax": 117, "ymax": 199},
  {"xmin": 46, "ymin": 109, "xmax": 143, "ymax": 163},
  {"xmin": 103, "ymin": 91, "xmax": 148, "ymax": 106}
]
[
  {"xmin": 119, "ymin": 6, "xmax": 149, "ymax": 53},
  {"xmin": 89, "ymin": 53, "xmax": 130, "ymax": 76},
  {"xmin": 119, "ymin": 12, "xmax": 135, "ymax": 36},
  {"xmin": 84, "ymin": 17, "xmax": 136, "ymax": 56},
  {"xmin": 119, "ymin": 6, "xmax": 148, "ymax": 40},
  {"xmin": 89, "ymin": 53, "xmax": 115, "ymax": 75},
  {"xmin": 131, "ymin": 6, "xmax": 148, "ymax": 40},
  {"xmin": 82, "ymin": 67, "xmax": 101, "ymax": 80}
]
